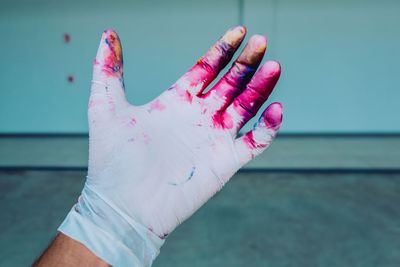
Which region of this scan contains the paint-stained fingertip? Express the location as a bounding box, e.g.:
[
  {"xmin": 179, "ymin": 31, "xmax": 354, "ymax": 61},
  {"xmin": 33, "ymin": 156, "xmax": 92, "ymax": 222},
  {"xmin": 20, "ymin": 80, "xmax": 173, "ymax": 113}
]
[
  {"xmin": 250, "ymin": 34, "xmax": 267, "ymax": 51},
  {"xmin": 263, "ymin": 102, "xmax": 283, "ymax": 127},
  {"xmin": 103, "ymin": 29, "xmax": 117, "ymax": 36},
  {"xmin": 229, "ymin": 25, "xmax": 247, "ymax": 35},
  {"xmin": 262, "ymin": 60, "xmax": 281, "ymax": 76},
  {"xmin": 223, "ymin": 26, "xmax": 247, "ymax": 47},
  {"xmin": 101, "ymin": 29, "xmax": 114, "ymax": 43},
  {"xmin": 102, "ymin": 30, "xmax": 121, "ymax": 46},
  {"xmin": 94, "ymin": 29, "xmax": 123, "ymax": 78}
]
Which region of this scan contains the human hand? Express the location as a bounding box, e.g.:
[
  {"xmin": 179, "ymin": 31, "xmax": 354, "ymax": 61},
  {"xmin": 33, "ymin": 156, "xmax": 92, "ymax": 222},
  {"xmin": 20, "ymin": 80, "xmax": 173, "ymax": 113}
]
[{"xmin": 59, "ymin": 26, "xmax": 283, "ymax": 266}]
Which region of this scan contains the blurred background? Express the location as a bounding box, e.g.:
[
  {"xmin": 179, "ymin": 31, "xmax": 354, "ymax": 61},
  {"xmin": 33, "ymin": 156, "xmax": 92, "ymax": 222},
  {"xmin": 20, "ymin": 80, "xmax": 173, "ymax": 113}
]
[{"xmin": 1, "ymin": 0, "xmax": 400, "ymax": 266}]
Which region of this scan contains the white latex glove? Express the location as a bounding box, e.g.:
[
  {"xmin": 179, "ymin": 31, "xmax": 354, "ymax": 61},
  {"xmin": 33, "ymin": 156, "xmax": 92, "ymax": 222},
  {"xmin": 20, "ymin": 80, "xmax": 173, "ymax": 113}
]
[{"xmin": 59, "ymin": 26, "xmax": 283, "ymax": 266}]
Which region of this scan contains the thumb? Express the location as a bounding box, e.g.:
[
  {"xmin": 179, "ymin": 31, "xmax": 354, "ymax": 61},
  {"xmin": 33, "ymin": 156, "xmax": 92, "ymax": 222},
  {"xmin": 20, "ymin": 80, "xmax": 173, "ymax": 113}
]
[
  {"xmin": 234, "ymin": 102, "xmax": 283, "ymax": 167},
  {"xmin": 89, "ymin": 30, "xmax": 128, "ymax": 121}
]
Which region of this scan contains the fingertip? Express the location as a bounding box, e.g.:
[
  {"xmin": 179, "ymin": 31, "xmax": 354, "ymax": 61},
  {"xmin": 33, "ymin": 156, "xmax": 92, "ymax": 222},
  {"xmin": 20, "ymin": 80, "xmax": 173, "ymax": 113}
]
[
  {"xmin": 223, "ymin": 26, "xmax": 247, "ymax": 47},
  {"xmin": 94, "ymin": 29, "xmax": 123, "ymax": 78},
  {"xmin": 232, "ymin": 25, "xmax": 247, "ymax": 34},
  {"xmin": 262, "ymin": 60, "xmax": 281, "ymax": 76},
  {"xmin": 263, "ymin": 102, "xmax": 283, "ymax": 127},
  {"xmin": 236, "ymin": 35, "xmax": 267, "ymax": 67},
  {"xmin": 101, "ymin": 29, "xmax": 116, "ymax": 42},
  {"xmin": 249, "ymin": 34, "xmax": 267, "ymax": 52},
  {"xmin": 104, "ymin": 29, "xmax": 117, "ymax": 34}
]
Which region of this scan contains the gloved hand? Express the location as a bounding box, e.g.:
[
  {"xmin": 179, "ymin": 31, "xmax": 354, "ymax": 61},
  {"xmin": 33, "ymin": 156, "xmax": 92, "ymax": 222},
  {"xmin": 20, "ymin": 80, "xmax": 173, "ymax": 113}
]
[{"xmin": 59, "ymin": 26, "xmax": 283, "ymax": 266}]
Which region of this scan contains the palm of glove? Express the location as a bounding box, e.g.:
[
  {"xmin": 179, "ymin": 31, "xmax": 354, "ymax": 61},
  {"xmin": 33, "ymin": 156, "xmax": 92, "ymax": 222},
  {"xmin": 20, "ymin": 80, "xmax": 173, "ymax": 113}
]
[{"xmin": 85, "ymin": 28, "xmax": 282, "ymax": 238}]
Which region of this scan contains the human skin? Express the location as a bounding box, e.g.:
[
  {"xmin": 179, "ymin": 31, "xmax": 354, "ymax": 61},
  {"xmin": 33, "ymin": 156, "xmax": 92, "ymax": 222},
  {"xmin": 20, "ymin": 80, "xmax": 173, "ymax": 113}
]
[
  {"xmin": 33, "ymin": 233, "xmax": 110, "ymax": 267},
  {"xmin": 34, "ymin": 26, "xmax": 283, "ymax": 266}
]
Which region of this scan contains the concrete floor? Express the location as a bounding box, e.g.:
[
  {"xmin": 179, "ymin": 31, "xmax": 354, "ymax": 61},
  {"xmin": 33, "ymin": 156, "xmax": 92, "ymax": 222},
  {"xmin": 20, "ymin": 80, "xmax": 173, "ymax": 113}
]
[
  {"xmin": 1, "ymin": 136, "xmax": 400, "ymax": 266},
  {"xmin": 1, "ymin": 170, "xmax": 400, "ymax": 267}
]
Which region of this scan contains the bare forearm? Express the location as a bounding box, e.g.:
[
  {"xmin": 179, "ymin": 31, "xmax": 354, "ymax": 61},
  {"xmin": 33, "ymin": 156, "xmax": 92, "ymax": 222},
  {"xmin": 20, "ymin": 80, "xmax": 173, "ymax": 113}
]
[{"xmin": 33, "ymin": 233, "xmax": 111, "ymax": 267}]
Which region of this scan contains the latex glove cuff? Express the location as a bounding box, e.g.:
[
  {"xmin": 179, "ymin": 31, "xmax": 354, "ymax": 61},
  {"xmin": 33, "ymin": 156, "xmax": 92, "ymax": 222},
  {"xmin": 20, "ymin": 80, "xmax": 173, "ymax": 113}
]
[{"xmin": 58, "ymin": 185, "xmax": 164, "ymax": 267}]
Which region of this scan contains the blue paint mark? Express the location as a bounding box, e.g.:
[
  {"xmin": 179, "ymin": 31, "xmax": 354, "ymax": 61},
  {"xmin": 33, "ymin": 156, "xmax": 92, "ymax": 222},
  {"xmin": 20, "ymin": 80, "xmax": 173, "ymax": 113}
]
[
  {"xmin": 168, "ymin": 166, "xmax": 196, "ymax": 186},
  {"xmin": 187, "ymin": 166, "xmax": 196, "ymax": 181},
  {"xmin": 119, "ymin": 77, "xmax": 125, "ymax": 89}
]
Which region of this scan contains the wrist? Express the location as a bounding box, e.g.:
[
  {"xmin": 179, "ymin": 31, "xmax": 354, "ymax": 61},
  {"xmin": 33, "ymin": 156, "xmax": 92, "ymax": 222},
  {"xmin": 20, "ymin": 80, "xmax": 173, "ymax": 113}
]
[
  {"xmin": 58, "ymin": 184, "xmax": 164, "ymax": 267},
  {"xmin": 33, "ymin": 233, "xmax": 111, "ymax": 267}
]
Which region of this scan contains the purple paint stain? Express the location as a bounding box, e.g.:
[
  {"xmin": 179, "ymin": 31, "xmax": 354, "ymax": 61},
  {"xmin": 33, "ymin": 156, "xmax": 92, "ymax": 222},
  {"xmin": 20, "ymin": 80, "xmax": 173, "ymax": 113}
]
[
  {"xmin": 159, "ymin": 233, "xmax": 168, "ymax": 239},
  {"xmin": 148, "ymin": 227, "xmax": 168, "ymax": 239}
]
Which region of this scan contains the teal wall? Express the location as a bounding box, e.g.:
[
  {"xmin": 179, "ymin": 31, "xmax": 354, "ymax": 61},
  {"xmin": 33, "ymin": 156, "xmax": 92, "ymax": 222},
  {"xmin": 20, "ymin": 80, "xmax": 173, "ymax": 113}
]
[{"xmin": 1, "ymin": 0, "xmax": 399, "ymax": 133}]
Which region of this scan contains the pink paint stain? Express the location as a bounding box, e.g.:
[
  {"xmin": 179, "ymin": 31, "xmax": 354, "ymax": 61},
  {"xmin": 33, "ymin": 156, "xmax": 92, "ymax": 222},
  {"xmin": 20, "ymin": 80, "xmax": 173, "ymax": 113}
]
[
  {"xmin": 243, "ymin": 131, "xmax": 266, "ymax": 150},
  {"xmin": 185, "ymin": 62, "xmax": 214, "ymax": 91},
  {"xmin": 211, "ymin": 111, "xmax": 233, "ymax": 129},
  {"xmin": 102, "ymin": 30, "xmax": 123, "ymax": 77},
  {"xmin": 88, "ymin": 100, "xmax": 103, "ymax": 109},
  {"xmin": 128, "ymin": 118, "xmax": 136, "ymax": 126},
  {"xmin": 104, "ymin": 88, "xmax": 116, "ymax": 111},
  {"xmin": 185, "ymin": 90, "xmax": 193, "ymax": 103},
  {"xmin": 175, "ymin": 88, "xmax": 194, "ymax": 104},
  {"xmin": 149, "ymin": 99, "xmax": 166, "ymax": 111}
]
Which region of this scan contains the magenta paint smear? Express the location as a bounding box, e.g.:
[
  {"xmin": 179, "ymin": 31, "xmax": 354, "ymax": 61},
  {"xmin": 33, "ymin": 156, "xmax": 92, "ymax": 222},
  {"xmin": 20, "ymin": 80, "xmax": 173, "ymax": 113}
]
[
  {"xmin": 182, "ymin": 26, "xmax": 246, "ymax": 94},
  {"xmin": 128, "ymin": 118, "xmax": 137, "ymax": 126},
  {"xmin": 244, "ymin": 102, "xmax": 283, "ymax": 150},
  {"xmin": 264, "ymin": 102, "xmax": 283, "ymax": 127},
  {"xmin": 102, "ymin": 30, "xmax": 123, "ymax": 77},
  {"xmin": 202, "ymin": 35, "xmax": 267, "ymax": 109},
  {"xmin": 242, "ymin": 131, "xmax": 264, "ymax": 150},
  {"xmin": 211, "ymin": 112, "xmax": 233, "ymax": 129},
  {"xmin": 232, "ymin": 61, "xmax": 281, "ymax": 124}
]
